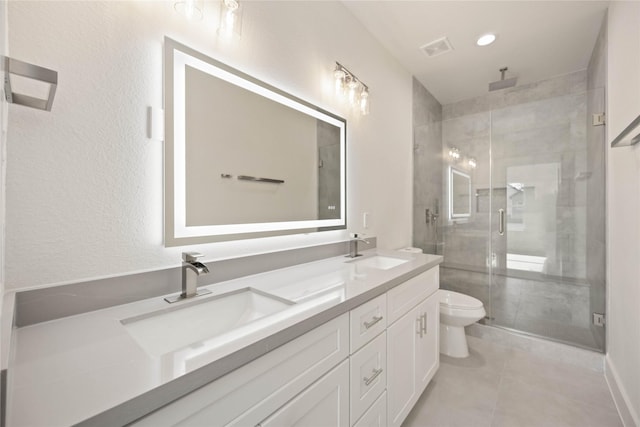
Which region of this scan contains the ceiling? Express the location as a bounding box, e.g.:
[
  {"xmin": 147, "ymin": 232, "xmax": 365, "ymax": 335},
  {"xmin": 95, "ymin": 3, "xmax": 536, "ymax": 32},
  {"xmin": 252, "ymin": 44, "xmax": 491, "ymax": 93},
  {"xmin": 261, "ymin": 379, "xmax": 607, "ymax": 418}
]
[{"xmin": 343, "ymin": 1, "xmax": 609, "ymax": 105}]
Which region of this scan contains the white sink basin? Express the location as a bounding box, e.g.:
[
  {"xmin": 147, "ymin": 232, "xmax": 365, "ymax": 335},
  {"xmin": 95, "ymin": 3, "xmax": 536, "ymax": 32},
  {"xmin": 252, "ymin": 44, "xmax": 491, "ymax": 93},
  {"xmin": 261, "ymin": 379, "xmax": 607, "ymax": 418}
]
[
  {"xmin": 349, "ymin": 255, "xmax": 409, "ymax": 270},
  {"xmin": 122, "ymin": 288, "xmax": 293, "ymax": 357}
]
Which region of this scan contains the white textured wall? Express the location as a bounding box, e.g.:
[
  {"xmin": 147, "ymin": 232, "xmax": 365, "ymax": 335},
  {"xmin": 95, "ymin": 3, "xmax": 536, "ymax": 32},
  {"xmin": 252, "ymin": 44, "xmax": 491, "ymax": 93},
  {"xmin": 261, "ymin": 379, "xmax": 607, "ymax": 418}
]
[
  {"xmin": 606, "ymin": 2, "xmax": 640, "ymax": 425},
  {"xmin": 6, "ymin": 1, "xmax": 413, "ymax": 289}
]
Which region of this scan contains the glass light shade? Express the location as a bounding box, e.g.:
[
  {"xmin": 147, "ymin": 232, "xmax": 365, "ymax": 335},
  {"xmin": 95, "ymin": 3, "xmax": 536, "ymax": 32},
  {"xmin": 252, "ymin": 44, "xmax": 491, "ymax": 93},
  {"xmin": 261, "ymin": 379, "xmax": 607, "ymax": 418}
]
[
  {"xmin": 334, "ymin": 68, "xmax": 346, "ymax": 97},
  {"xmin": 347, "ymin": 78, "xmax": 358, "ymax": 106},
  {"xmin": 218, "ymin": 0, "xmax": 243, "ymax": 38},
  {"xmin": 174, "ymin": 0, "xmax": 204, "ymax": 20},
  {"xmin": 360, "ymin": 88, "xmax": 370, "ymax": 115}
]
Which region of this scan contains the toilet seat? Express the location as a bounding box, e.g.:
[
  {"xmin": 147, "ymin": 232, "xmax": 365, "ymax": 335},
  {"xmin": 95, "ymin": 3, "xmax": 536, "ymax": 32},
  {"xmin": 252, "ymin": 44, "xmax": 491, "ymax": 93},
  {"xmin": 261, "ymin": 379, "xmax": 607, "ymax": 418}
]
[{"xmin": 439, "ymin": 290, "xmax": 483, "ymax": 310}]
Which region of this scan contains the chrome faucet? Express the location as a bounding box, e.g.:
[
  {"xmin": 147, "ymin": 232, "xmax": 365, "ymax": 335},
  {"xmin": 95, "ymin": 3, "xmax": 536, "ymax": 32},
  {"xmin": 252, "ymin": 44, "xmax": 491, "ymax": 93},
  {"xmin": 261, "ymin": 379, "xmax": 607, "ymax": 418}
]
[
  {"xmin": 346, "ymin": 233, "xmax": 370, "ymax": 258},
  {"xmin": 165, "ymin": 252, "xmax": 212, "ymax": 303}
]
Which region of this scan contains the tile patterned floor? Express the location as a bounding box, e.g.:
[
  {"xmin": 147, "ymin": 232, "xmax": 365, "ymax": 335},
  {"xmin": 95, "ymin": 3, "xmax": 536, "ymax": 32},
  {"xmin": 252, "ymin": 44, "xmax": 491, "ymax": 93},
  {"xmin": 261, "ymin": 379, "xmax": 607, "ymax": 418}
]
[{"xmin": 402, "ymin": 336, "xmax": 622, "ymax": 427}]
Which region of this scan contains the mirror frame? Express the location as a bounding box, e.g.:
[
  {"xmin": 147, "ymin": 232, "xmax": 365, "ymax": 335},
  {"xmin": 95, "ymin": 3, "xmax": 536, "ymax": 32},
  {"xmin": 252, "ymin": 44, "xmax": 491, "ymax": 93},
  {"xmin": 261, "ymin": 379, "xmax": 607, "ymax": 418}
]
[
  {"xmin": 164, "ymin": 37, "xmax": 347, "ymax": 246},
  {"xmin": 448, "ymin": 166, "xmax": 471, "ymax": 220}
]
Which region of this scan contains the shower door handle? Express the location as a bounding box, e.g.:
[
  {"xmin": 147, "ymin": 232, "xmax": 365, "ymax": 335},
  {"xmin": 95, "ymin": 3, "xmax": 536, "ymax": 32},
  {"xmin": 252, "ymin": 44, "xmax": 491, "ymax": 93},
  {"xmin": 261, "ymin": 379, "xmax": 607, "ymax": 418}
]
[{"xmin": 498, "ymin": 209, "xmax": 505, "ymax": 235}]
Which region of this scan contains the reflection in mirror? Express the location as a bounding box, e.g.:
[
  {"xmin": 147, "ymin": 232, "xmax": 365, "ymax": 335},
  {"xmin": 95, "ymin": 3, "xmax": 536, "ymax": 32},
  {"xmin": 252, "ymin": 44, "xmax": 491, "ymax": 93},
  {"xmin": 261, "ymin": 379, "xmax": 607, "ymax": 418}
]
[
  {"xmin": 164, "ymin": 38, "xmax": 346, "ymax": 246},
  {"xmin": 449, "ymin": 167, "xmax": 471, "ymax": 219}
]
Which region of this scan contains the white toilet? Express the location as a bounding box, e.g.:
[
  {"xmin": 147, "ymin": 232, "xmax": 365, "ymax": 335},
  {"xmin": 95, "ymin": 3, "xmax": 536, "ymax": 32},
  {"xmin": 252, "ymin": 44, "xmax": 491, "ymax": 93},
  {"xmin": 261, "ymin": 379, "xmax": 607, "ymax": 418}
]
[{"xmin": 439, "ymin": 290, "xmax": 486, "ymax": 358}]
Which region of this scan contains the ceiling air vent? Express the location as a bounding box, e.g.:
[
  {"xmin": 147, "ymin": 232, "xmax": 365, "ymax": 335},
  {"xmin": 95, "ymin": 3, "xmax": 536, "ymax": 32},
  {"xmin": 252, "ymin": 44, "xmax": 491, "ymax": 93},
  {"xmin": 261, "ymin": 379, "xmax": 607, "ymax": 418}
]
[{"xmin": 420, "ymin": 37, "xmax": 454, "ymax": 58}]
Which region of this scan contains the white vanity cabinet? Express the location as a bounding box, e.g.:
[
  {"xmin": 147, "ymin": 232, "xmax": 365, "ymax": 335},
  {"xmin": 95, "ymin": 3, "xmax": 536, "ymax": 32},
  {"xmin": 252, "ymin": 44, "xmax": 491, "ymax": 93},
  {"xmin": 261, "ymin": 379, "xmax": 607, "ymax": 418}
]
[
  {"xmin": 132, "ymin": 265, "xmax": 440, "ymax": 427},
  {"xmin": 386, "ymin": 268, "xmax": 440, "ymax": 427}
]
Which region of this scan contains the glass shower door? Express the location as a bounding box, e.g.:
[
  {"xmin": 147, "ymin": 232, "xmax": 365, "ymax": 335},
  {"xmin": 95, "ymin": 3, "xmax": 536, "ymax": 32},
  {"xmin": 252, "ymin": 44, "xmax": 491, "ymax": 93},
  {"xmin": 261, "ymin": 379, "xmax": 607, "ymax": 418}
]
[
  {"xmin": 489, "ymin": 89, "xmax": 605, "ymax": 351},
  {"xmin": 439, "ymin": 111, "xmax": 494, "ymax": 323}
]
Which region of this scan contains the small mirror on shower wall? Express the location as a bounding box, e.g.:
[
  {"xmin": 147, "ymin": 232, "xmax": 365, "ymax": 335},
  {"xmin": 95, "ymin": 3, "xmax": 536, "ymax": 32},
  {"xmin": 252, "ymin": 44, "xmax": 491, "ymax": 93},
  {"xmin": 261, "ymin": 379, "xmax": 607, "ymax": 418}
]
[{"xmin": 449, "ymin": 167, "xmax": 471, "ymax": 219}]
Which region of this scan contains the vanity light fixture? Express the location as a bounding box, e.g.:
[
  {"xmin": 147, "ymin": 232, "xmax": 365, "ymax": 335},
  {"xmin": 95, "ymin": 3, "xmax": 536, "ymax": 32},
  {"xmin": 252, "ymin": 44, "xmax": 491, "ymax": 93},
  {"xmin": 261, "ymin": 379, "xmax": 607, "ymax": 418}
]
[
  {"xmin": 333, "ymin": 62, "xmax": 370, "ymax": 116},
  {"xmin": 174, "ymin": 0, "xmax": 203, "ymax": 20},
  {"xmin": 468, "ymin": 157, "xmax": 477, "ymax": 169},
  {"xmin": 218, "ymin": 0, "xmax": 243, "ymax": 38},
  {"xmin": 476, "ymin": 33, "xmax": 496, "ymax": 47},
  {"xmin": 448, "ymin": 147, "xmax": 460, "ymax": 161}
]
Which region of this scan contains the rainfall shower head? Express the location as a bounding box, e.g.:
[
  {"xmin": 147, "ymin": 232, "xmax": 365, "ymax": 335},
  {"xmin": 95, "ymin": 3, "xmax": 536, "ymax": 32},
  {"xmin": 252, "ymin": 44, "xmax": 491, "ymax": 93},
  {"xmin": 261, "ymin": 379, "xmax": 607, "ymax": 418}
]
[{"xmin": 489, "ymin": 67, "xmax": 517, "ymax": 91}]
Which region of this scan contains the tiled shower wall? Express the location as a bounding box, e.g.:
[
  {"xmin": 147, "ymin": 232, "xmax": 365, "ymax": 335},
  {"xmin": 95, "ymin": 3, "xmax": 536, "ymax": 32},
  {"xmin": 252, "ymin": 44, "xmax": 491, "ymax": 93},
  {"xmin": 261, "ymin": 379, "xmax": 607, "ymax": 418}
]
[
  {"xmin": 412, "ymin": 78, "xmax": 443, "ymax": 254},
  {"xmin": 412, "ymin": 67, "xmax": 606, "ymax": 350},
  {"xmin": 441, "ymin": 70, "xmax": 589, "ymax": 278}
]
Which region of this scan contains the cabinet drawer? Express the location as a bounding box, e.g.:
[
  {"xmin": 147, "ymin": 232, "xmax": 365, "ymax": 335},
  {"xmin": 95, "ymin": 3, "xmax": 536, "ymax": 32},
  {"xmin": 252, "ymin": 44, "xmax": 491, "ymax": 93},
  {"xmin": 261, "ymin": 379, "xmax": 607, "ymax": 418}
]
[
  {"xmin": 350, "ymin": 331, "xmax": 387, "ymax": 426},
  {"xmin": 350, "ymin": 293, "xmax": 387, "ymax": 353},
  {"xmin": 353, "ymin": 391, "xmax": 387, "ymax": 427},
  {"xmin": 132, "ymin": 314, "xmax": 349, "ymax": 426},
  {"xmin": 387, "ymin": 267, "xmax": 438, "ymax": 325},
  {"xmin": 259, "ymin": 359, "xmax": 350, "ymax": 427}
]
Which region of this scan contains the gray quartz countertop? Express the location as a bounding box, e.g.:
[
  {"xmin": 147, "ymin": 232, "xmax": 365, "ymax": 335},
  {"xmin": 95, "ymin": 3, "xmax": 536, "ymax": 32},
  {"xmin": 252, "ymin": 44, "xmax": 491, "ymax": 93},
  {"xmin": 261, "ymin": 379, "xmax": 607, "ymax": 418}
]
[{"xmin": 7, "ymin": 249, "xmax": 442, "ymax": 427}]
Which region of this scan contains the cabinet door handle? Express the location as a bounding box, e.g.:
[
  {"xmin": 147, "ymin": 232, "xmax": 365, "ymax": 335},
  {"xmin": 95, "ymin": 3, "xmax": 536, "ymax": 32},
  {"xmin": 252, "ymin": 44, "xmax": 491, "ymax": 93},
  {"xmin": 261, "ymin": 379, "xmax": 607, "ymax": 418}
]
[
  {"xmin": 498, "ymin": 208, "xmax": 505, "ymax": 235},
  {"xmin": 421, "ymin": 313, "xmax": 427, "ymax": 335},
  {"xmin": 416, "ymin": 317, "xmax": 423, "ymax": 337},
  {"xmin": 363, "ymin": 368, "xmax": 383, "ymax": 386},
  {"xmin": 364, "ymin": 315, "xmax": 383, "ymax": 329}
]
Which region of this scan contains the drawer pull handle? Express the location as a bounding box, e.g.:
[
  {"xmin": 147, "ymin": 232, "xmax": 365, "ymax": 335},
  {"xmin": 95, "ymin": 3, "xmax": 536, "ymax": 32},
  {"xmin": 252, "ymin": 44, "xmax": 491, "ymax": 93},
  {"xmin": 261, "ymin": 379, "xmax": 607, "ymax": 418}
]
[
  {"xmin": 421, "ymin": 313, "xmax": 427, "ymax": 335},
  {"xmin": 364, "ymin": 368, "xmax": 383, "ymax": 386},
  {"xmin": 364, "ymin": 315, "xmax": 383, "ymax": 329}
]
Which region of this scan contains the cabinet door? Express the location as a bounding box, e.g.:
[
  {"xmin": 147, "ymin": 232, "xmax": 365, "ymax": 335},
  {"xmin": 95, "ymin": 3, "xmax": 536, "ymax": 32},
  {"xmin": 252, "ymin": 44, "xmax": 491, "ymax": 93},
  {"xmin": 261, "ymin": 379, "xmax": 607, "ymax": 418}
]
[
  {"xmin": 416, "ymin": 292, "xmax": 439, "ymax": 394},
  {"xmin": 386, "ymin": 304, "xmax": 420, "ymax": 427},
  {"xmin": 259, "ymin": 360, "xmax": 349, "ymax": 427}
]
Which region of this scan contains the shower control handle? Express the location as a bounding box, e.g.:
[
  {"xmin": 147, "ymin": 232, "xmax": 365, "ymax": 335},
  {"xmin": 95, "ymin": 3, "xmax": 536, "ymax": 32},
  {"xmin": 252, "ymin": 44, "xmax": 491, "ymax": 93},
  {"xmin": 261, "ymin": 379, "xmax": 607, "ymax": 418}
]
[{"xmin": 498, "ymin": 209, "xmax": 505, "ymax": 235}]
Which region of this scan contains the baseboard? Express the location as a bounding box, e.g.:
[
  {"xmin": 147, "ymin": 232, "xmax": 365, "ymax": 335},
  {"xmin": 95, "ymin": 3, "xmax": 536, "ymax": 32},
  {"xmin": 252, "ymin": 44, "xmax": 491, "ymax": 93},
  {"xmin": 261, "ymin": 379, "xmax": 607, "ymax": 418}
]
[
  {"xmin": 466, "ymin": 323, "xmax": 604, "ymax": 372},
  {"xmin": 605, "ymin": 355, "xmax": 639, "ymax": 427}
]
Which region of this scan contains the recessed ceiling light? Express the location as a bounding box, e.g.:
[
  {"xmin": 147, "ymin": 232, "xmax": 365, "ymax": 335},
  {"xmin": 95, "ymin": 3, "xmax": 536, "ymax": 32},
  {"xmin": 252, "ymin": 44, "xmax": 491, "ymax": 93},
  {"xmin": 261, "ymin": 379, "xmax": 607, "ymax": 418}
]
[{"xmin": 476, "ymin": 34, "xmax": 496, "ymax": 47}]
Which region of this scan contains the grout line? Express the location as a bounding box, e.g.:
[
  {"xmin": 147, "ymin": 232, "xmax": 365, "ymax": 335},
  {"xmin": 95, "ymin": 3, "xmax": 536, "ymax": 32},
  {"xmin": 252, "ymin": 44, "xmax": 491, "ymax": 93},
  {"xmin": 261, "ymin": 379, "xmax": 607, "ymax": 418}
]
[
  {"xmin": 488, "ymin": 342, "xmax": 510, "ymax": 427},
  {"xmin": 489, "ymin": 372, "xmax": 504, "ymax": 427}
]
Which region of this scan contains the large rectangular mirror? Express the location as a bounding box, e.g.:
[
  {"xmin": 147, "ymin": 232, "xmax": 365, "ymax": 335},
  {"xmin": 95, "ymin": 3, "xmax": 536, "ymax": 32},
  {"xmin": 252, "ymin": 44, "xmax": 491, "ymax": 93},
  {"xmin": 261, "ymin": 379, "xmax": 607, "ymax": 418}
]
[{"xmin": 164, "ymin": 38, "xmax": 346, "ymax": 246}]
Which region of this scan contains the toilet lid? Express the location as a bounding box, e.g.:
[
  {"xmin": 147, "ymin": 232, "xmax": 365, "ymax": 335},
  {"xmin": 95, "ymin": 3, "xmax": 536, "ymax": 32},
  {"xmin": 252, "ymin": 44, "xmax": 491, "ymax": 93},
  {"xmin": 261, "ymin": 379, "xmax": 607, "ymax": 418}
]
[{"xmin": 439, "ymin": 290, "xmax": 484, "ymax": 310}]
